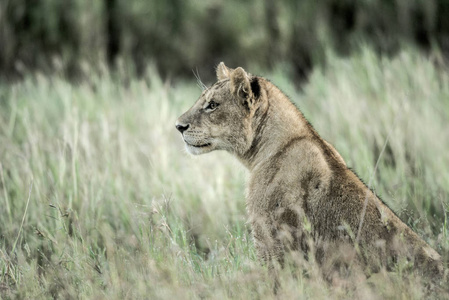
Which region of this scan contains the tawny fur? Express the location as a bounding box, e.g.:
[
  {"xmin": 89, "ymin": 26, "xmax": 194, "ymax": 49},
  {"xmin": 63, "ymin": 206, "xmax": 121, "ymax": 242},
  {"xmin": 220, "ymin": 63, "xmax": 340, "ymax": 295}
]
[{"xmin": 176, "ymin": 62, "xmax": 444, "ymax": 280}]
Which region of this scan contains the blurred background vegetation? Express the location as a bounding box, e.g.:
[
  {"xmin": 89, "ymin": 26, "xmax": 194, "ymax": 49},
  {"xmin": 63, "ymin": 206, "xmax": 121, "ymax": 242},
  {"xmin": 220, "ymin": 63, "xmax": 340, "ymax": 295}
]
[{"xmin": 1, "ymin": 0, "xmax": 449, "ymax": 82}]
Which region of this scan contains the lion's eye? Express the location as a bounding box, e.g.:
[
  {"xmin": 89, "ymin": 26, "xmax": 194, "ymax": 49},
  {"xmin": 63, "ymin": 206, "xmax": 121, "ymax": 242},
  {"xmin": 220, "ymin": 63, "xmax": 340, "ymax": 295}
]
[{"xmin": 206, "ymin": 101, "xmax": 219, "ymax": 111}]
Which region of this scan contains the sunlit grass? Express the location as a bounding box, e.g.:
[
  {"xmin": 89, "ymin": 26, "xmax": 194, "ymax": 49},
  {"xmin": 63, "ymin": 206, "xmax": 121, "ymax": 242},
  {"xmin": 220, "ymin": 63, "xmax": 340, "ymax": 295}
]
[{"xmin": 0, "ymin": 47, "xmax": 448, "ymax": 298}]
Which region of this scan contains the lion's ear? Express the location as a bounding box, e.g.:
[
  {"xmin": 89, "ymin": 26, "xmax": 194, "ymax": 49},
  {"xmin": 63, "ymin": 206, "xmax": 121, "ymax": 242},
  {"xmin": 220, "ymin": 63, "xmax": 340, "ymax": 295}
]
[
  {"xmin": 216, "ymin": 62, "xmax": 233, "ymax": 80},
  {"xmin": 230, "ymin": 67, "xmax": 252, "ymax": 102}
]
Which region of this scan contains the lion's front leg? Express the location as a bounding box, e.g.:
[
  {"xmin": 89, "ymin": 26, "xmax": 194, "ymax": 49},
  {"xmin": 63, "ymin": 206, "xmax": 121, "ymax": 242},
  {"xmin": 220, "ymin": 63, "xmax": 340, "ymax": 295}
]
[
  {"xmin": 251, "ymin": 216, "xmax": 285, "ymax": 266},
  {"xmin": 250, "ymin": 215, "xmax": 286, "ymax": 293}
]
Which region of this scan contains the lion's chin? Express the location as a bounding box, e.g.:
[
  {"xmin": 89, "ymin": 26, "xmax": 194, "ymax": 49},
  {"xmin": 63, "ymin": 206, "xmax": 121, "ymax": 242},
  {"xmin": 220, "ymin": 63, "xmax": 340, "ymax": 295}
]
[{"xmin": 185, "ymin": 143, "xmax": 214, "ymax": 155}]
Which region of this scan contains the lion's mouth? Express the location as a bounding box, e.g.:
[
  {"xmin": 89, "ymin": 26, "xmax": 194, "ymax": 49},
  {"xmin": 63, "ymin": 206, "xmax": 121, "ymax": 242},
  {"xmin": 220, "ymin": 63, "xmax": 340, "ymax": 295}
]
[{"xmin": 185, "ymin": 142, "xmax": 212, "ymax": 148}]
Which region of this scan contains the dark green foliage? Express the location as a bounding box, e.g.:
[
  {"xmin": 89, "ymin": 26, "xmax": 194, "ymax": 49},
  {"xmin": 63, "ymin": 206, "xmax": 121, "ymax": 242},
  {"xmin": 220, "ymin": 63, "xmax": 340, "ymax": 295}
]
[{"xmin": 1, "ymin": 0, "xmax": 449, "ymax": 81}]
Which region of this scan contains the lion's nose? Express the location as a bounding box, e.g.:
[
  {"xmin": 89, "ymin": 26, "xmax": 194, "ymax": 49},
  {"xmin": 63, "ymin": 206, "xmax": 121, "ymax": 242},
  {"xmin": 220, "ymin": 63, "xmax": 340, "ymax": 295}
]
[{"xmin": 175, "ymin": 122, "xmax": 189, "ymax": 134}]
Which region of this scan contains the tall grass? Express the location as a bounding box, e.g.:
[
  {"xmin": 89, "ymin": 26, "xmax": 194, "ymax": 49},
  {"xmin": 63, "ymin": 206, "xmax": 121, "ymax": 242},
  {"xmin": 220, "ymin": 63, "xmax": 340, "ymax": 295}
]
[{"xmin": 0, "ymin": 47, "xmax": 448, "ymax": 299}]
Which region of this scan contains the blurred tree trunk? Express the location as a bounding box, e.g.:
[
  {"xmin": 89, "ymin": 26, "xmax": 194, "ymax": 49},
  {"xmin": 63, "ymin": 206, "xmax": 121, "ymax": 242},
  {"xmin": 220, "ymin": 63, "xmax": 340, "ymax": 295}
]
[
  {"xmin": 437, "ymin": 0, "xmax": 449, "ymax": 56},
  {"xmin": 17, "ymin": 0, "xmax": 35, "ymax": 68},
  {"xmin": 105, "ymin": 0, "xmax": 119, "ymax": 66},
  {"xmin": 327, "ymin": 0, "xmax": 356, "ymax": 55},
  {"xmin": 59, "ymin": 0, "xmax": 80, "ymax": 77},
  {"xmin": 288, "ymin": 1, "xmax": 316, "ymax": 83},
  {"xmin": 0, "ymin": 0, "xmax": 13, "ymax": 77},
  {"xmin": 265, "ymin": 0, "xmax": 280, "ymax": 66}
]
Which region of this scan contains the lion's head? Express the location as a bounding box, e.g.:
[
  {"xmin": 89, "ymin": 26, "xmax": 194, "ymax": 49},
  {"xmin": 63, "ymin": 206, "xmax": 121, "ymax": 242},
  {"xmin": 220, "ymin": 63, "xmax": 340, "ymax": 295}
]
[{"xmin": 175, "ymin": 63, "xmax": 262, "ymax": 156}]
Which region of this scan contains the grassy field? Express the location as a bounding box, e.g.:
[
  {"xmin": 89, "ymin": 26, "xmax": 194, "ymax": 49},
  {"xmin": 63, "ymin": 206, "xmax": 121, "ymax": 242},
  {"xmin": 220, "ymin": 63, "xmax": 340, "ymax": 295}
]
[{"xmin": 1, "ymin": 47, "xmax": 449, "ymax": 299}]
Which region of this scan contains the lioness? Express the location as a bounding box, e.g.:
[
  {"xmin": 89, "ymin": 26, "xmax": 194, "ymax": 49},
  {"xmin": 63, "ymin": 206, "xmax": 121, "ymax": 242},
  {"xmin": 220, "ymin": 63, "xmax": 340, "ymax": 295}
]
[{"xmin": 175, "ymin": 63, "xmax": 444, "ymax": 281}]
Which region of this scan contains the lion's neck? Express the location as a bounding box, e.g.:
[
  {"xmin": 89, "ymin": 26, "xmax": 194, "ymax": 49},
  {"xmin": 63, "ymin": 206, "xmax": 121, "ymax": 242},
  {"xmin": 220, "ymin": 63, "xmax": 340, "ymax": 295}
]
[{"xmin": 238, "ymin": 82, "xmax": 312, "ymax": 171}]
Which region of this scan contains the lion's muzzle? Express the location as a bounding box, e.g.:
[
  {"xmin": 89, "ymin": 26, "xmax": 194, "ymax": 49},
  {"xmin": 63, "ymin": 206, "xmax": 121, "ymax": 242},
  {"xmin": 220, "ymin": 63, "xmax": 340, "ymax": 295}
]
[{"xmin": 175, "ymin": 121, "xmax": 190, "ymax": 134}]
